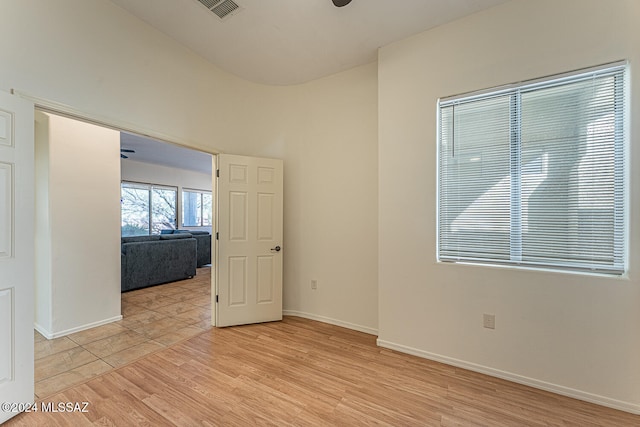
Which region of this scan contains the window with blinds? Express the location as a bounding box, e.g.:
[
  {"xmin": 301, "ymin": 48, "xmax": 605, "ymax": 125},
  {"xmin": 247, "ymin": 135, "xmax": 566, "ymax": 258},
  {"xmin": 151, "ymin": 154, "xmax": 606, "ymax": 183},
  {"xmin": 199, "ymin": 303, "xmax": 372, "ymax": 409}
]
[{"xmin": 437, "ymin": 63, "xmax": 627, "ymax": 275}]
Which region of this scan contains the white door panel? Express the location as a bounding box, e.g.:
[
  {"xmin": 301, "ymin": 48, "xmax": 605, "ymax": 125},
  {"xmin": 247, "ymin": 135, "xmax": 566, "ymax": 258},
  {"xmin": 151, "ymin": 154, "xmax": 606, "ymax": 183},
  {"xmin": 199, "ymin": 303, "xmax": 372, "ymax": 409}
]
[
  {"xmin": 216, "ymin": 154, "xmax": 283, "ymax": 327},
  {"xmin": 0, "ymin": 91, "xmax": 34, "ymax": 424},
  {"xmin": 0, "ymin": 163, "xmax": 13, "ymax": 258},
  {"xmin": 0, "ymin": 288, "xmax": 13, "ymax": 383}
]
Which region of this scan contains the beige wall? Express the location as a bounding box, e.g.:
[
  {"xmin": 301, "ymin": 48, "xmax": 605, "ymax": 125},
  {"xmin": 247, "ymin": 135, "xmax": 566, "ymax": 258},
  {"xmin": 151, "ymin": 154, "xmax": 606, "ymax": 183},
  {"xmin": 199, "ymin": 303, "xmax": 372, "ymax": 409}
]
[
  {"xmin": 378, "ymin": 0, "xmax": 640, "ymax": 412},
  {"xmin": 0, "ymin": 0, "xmax": 280, "ymax": 155},
  {"xmin": 1, "ymin": 0, "xmax": 378, "ymax": 333},
  {"xmin": 34, "ymin": 113, "xmax": 52, "ymax": 333},
  {"xmin": 35, "ymin": 112, "xmax": 121, "ymax": 337},
  {"xmin": 280, "ymin": 64, "xmax": 378, "ymax": 333},
  {"xmin": 121, "ymin": 159, "xmax": 212, "ymax": 192}
]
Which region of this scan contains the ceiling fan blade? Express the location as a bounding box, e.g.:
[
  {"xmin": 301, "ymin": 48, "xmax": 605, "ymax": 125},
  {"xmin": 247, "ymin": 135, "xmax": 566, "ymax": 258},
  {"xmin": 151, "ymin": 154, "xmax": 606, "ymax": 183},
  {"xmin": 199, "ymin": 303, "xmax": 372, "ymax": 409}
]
[
  {"xmin": 121, "ymin": 149, "xmax": 135, "ymax": 153},
  {"xmin": 332, "ymin": 0, "xmax": 352, "ymax": 7}
]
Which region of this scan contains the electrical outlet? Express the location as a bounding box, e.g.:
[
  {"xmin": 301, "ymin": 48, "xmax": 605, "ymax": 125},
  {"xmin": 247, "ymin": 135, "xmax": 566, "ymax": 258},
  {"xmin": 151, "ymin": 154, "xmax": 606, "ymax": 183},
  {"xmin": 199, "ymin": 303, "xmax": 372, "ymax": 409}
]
[
  {"xmin": 483, "ymin": 313, "xmax": 495, "ymax": 329},
  {"xmin": 311, "ymin": 279, "xmax": 318, "ymax": 290}
]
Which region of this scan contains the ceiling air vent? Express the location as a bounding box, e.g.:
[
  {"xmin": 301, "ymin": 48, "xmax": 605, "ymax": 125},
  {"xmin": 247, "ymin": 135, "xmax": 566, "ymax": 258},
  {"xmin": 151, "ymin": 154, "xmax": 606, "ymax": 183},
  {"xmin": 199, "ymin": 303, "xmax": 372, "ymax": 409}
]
[{"xmin": 195, "ymin": 0, "xmax": 242, "ymax": 21}]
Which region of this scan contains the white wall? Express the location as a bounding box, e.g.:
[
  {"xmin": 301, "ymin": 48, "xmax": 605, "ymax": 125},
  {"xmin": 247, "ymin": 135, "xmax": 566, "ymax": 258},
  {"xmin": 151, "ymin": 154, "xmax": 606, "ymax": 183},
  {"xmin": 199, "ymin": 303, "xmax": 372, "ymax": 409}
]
[
  {"xmin": 378, "ymin": 0, "xmax": 640, "ymax": 413},
  {"xmin": 279, "ymin": 65, "xmax": 379, "ymax": 333},
  {"xmin": 1, "ymin": 0, "xmax": 378, "ymax": 334},
  {"xmin": 35, "ymin": 112, "xmax": 121, "ymax": 337},
  {"xmin": 34, "ymin": 113, "xmax": 52, "ymax": 333},
  {"xmin": 121, "ymin": 158, "xmax": 213, "ymax": 232}
]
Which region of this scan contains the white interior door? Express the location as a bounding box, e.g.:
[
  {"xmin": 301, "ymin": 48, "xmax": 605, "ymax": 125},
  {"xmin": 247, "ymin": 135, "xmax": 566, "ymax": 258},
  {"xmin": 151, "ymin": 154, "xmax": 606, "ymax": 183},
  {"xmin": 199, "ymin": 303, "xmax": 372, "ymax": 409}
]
[
  {"xmin": 216, "ymin": 154, "xmax": 283, "ymax": 327},
  {"xmin": 0, "ymin": 91, "xmax": 34, "ymax": 423}
]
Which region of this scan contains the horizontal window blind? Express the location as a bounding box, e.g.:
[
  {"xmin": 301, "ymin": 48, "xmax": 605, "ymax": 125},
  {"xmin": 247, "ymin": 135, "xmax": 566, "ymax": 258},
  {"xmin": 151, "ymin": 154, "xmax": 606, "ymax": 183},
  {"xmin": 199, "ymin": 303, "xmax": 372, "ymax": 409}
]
[{"xmin": 438, "ymin": 64, "xmax": 626, "ymax": 274}]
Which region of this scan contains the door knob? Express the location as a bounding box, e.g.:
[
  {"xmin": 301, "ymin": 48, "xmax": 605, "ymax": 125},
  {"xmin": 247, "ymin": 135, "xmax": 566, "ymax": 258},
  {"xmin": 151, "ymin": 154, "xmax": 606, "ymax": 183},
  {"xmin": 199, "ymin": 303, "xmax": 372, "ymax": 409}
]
[{"xmin": 271, "ymin": 246, "xmax": 281, "ymax": 252}]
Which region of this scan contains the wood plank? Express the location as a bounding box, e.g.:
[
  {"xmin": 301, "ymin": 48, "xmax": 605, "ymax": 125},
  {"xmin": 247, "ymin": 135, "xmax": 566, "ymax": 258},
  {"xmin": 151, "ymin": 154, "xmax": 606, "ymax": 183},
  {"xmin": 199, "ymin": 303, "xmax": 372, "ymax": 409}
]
[{"xmin": 7, "ymin": 317, "xmax": 640, "ymax": 426}]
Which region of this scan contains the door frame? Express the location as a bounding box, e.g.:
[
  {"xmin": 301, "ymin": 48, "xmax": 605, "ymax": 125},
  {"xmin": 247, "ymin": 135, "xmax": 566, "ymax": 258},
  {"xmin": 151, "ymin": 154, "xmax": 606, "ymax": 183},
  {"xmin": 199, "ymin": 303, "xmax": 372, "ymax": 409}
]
[{"xmin": 13, "ymin": 90, "xmax": 222, "ymax": 330}]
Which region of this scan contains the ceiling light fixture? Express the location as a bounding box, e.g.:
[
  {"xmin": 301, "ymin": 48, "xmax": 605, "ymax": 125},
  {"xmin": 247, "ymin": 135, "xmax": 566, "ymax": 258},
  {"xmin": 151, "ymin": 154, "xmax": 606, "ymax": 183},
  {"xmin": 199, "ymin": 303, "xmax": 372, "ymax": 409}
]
[{"xmin": 332, "ymin": 0, "xmax": 352, "ymax": 7}]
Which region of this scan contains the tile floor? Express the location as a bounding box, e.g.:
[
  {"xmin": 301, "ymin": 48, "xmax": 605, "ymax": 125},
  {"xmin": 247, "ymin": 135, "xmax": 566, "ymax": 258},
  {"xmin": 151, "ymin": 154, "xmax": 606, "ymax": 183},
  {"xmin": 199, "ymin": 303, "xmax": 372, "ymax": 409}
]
[{"xmin": 33, "ymin": 267, "xmax": 212, "ymax": 399}]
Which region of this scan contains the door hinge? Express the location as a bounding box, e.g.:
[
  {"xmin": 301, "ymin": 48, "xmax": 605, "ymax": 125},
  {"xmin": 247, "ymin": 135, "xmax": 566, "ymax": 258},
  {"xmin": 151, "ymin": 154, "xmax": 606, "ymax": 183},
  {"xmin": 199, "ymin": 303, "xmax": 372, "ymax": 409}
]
[
  {"xmin": 216, "ymin": 232, "xmax": 219, "ymax": 240},
  {"xmin": 215, "ymin": 295, "xmax": 219, "ymax": 303},
  {"xmin": 216, "ymin": 169, "xmax": 220, "ymax": 178}
]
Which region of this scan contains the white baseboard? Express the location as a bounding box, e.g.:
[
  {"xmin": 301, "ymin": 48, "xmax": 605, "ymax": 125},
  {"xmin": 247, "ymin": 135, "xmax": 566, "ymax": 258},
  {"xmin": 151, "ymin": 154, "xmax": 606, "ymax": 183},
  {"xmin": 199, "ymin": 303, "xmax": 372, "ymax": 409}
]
[
  {"xmin": 283, "ymin": 310, "xmax": 378, "ymax": 336},
  {"xmin": 377, "ymin": 339, "xmax": 640, "ymax": 415},
  {"xmin": 34, "ymin": 315, "xmax": 123, "ymax": 340},
  {"xmin": 34, "ymin": 322, "xmax": 54, "ymax": 340}
]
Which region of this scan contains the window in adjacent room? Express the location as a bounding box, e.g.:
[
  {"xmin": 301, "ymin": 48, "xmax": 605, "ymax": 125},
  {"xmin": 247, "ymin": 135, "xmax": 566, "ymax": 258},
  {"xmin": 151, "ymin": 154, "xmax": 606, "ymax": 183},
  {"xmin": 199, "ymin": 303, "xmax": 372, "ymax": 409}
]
[
  {"xmin": 182, "ymin": 189, "xmax": 213, "ymax": 227},
  {"xmin": 121, "ymin": 182, "xmax": 178, "ymax": 236},
  {"xmin": 437, "ymin": 62, "xmax": 627, "ymax": 275}
]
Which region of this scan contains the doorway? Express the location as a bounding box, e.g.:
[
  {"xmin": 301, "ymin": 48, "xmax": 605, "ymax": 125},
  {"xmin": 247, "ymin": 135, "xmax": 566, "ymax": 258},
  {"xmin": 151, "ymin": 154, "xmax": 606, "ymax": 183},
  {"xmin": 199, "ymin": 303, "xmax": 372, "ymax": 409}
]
[
  {"xmin": 17, "ymin": 96, "xmax": 284, "ymax": 406},
  {"xmin": 32, "ymin": 110, "xmax": 218, "ymax": 399}
]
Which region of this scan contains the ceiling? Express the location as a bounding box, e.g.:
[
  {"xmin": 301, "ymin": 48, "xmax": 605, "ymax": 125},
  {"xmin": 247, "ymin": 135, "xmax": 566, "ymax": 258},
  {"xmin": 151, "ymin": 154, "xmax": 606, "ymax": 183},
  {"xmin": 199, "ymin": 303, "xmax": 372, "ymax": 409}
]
[
  {"xmin": 116, "ymin": 0, "xmax": 510, "ymax": 170},
  {"xmin": 121, "ymin": 132, "xmax": 213, "ymax": 174},
  {"xmin": 109, "ymin": 0, "xmax": 510, "ymax": 86}
]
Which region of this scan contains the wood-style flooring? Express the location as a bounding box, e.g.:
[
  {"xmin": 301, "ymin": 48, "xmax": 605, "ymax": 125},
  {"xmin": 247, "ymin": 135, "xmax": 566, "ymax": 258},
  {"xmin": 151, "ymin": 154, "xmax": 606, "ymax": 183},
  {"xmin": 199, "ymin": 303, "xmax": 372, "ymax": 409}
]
[
  {"xmin": 33, "ymin": 267, "xmax": 212, "ymax": 399},
  {"xmin": 11, "ymin": 314, "xmax": 640, "ymax": 425}
]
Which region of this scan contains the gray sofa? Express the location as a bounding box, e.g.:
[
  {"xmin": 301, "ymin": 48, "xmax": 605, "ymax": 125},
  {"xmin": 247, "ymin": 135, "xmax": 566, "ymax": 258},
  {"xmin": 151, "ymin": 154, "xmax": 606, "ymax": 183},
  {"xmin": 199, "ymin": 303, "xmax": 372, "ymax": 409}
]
[
  {"xmin": 162, "ymin": 229, "xmax": 212, "ymax": 267},
  {"xmin": 121, "ymin": 233, "xmax": 197, "ymax": 292}
]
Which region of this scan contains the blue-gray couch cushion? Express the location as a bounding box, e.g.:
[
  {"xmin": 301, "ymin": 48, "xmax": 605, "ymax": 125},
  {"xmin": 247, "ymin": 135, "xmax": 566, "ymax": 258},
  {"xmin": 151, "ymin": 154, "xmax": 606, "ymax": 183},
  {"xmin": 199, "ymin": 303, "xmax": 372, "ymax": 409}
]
[
  {"xmin": 121, "ymin": 235, "xmax": 161, "ymax": 243},
  {"xmin": 161, "ymin": 229, "xmax": 211, "ymax": 267},
  {"xmin": 121, "ymin": 234, "xmax": 197, "ymax": 292}
]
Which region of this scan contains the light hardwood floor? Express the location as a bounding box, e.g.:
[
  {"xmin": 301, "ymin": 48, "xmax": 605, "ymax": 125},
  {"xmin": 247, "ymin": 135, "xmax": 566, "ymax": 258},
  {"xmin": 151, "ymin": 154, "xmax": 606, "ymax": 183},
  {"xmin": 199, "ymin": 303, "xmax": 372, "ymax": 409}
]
[
  {"xmin": 33, "ymin": 267, "xmax": 212, "ymax": 398},
  {"xmin": 11, "ymin": 314, "xmax": 640, "ymax": 426}
]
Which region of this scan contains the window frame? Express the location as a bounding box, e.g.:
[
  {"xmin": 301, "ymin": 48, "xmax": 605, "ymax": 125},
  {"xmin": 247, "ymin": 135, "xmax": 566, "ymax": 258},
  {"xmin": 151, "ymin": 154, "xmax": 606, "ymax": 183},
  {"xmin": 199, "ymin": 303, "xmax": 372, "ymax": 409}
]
[
  {"xmin": 181, "ymin": 188, "xmax": 213, "ymax": 227},
  {"xmin": 121, "ymin": 181, "xmax": 178, "ymax": 236},
  {"xmin": 436, "ymin": 61, "xmax": 628, "ymax": 276}
]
